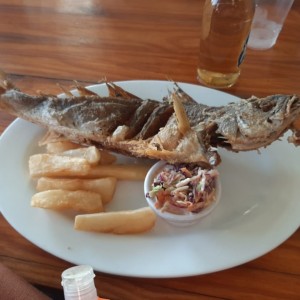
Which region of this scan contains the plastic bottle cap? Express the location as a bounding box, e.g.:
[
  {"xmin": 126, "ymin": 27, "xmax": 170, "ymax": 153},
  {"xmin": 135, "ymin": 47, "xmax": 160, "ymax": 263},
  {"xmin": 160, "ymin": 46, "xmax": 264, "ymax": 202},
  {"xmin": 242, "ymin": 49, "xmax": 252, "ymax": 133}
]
[{"xmin": 61, "ymin": 265, "xmax": 98, "ymax": 300}]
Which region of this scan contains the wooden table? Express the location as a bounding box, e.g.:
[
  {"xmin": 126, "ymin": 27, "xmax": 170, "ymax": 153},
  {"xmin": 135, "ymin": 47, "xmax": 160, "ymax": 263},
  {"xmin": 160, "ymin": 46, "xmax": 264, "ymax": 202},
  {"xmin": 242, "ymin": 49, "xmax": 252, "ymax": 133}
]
[{"xmin": 0, "ymin": 1, "xmax": 299, "ymax": 299}]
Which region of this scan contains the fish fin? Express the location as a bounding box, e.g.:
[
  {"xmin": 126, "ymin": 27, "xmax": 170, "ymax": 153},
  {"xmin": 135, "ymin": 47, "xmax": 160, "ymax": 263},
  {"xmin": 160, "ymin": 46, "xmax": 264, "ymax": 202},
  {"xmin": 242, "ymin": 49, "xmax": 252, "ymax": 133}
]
[
  {"xmin": 74, "ymin": 80, "xmax": 98, "ymax": 96},
  {"xmin": 173, "ymin": 82, "xmax": 197, "ymax": 104},
  {"xmin": 56, "ymin": 83, "xmax": 73, "ymax": 98},
  {"xmin": 171, "ymin": 93, "xmax": 191, "ymax": 135},
  {"xmin": 105, "ymin": 82, "xmax": 118, "ymax": 98},
  {"xmin": 106, "ymin": 82, "xmax": 140, "ymax": 99}
]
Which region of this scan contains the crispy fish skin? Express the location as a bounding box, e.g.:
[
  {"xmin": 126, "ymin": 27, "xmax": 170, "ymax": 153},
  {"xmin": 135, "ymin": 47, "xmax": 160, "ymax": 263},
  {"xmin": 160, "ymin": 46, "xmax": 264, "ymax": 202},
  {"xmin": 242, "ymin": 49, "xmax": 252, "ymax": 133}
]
[
  {"xmin": 216, "ymin": 95, "xmax": 300, "ymax": 150},
  {"xmin": 182, "ymin": 94, "xmax": 300, "ymax": 151},
  {"xmin": 0, "ymin": 77, "xmax": 219, "ymax": 166},
  {"xmin": 0, "ymin": 75, "xmax": 300, "ymax": 166}
]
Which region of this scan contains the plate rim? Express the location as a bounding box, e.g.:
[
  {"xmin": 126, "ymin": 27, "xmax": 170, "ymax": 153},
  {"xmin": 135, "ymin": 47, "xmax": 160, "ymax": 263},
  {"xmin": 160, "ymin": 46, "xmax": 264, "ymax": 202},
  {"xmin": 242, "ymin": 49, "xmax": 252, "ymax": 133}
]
[{"xmin": 0, "ymin": 80, "xmax": 299, "ymax": 278}]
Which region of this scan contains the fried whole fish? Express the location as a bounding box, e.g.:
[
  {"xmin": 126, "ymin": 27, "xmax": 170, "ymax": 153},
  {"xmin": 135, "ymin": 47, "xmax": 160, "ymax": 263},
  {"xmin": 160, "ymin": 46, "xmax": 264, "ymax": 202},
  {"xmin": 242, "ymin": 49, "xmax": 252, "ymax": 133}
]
[{"xmin": 0, "ymin": 74, "xmax": 299, "ymax": 167}]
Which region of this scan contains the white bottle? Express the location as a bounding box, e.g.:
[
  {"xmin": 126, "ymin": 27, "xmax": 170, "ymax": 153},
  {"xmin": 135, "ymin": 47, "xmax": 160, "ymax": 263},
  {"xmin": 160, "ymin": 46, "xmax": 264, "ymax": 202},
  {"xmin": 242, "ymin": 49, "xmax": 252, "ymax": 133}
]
[{"xmin": 61, "ymin": 265, "xmax": 98, "ymax": 300}]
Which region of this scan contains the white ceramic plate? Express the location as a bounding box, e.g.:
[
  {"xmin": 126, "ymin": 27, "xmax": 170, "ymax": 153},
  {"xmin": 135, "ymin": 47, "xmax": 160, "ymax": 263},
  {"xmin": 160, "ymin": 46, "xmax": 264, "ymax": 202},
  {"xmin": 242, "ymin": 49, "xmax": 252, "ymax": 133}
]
[{"xmin": 0, "ymin": 81, "xmax": 299, "ymax": 278}]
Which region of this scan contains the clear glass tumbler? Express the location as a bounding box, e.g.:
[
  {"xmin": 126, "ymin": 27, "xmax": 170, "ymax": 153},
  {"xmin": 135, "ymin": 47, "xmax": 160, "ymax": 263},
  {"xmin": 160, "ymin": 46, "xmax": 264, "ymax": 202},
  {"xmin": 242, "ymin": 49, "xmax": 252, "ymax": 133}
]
[{"xmin": 248, "ymin": 0, "xmax": 294, "ymax": 50}]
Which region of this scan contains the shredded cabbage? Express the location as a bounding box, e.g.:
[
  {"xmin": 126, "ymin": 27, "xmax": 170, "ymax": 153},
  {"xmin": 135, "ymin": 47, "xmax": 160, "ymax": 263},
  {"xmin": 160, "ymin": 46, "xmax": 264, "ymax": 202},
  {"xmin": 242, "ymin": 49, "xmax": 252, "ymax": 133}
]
[{"xmin": 148, "ymin": 163, "xmax": 218, "ymax": 214}]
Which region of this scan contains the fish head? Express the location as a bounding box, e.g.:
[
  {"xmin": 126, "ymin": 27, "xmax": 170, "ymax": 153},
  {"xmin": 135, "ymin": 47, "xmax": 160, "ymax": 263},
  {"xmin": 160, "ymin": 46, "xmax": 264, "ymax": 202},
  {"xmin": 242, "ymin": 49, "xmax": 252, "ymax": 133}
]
[{"xmin": 217, "ymin": 94, "xmax": 300, "ymax": 151}]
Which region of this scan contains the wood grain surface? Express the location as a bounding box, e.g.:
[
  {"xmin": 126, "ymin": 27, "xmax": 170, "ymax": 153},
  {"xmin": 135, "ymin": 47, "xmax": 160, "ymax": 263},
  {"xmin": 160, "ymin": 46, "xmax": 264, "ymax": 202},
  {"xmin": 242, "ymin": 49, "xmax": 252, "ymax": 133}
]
[{"xmin": 0, "ymin": 1, "xmax": 299, "ymax": 299}]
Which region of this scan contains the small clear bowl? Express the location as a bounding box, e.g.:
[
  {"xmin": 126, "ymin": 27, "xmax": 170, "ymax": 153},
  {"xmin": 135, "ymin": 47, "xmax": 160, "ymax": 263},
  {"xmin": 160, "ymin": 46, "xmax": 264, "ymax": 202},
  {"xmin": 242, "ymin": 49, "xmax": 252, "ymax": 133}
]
[{"xmin": 144, "ymin": 161, "xmax": 221, "ymax": 227}]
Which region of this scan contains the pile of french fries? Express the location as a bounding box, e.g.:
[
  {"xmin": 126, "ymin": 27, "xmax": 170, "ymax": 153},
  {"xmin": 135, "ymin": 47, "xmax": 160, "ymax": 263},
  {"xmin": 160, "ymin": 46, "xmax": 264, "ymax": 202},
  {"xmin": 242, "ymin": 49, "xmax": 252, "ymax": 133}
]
[{"xmin": 29, "ymin": 139, "xmax": 156, "ymax": 234}]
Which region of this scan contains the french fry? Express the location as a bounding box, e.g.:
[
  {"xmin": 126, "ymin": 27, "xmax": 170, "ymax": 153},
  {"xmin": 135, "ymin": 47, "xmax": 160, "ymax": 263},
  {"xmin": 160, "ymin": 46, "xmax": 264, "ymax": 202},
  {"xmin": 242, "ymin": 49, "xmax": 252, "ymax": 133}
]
[
  {"xmin": 83, "ymin": 164, "xmax": 150, "ymax": 180},
  {"xmin": 29, "ymin": 140, "xmax": 153, "ymax": 235},
  {"xmin": 59, "ymin": 146, "xmax": 101, "ymax": 165},
  {"xmin": 74, "ymin": 207, "xmax": 156, "ymax": 234},
  {"xmin": 45, "ymin": 140, "xmax": 116, "ymax": 165},
  {"xmin": 31, "ymin": 190, "xmax": 104, "ymax": 213},
  {"xmin": 29, "ymin": 154, "xmax": 91, "ymax": 178},
  {"xmin": 46, "ymin": 141, "xmax": 81, "ymax": 153},
  {"xmin": 36, "ymin": 177, "xmax": 117, "ymax": 204},
  {"xmin": 46, "ymin": 141, "xmax": 117, "ymax": 165},
  {"xmin": 29, "ymin": 153, "xmax": 148, "ymax": 180}
]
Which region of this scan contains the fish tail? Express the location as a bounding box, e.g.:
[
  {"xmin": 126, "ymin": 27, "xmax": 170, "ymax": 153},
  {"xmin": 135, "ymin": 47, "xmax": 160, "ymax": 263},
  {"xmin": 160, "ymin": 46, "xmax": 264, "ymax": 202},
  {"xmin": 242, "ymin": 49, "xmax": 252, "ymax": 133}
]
[{"xmin": 0, "ymin": 70, "xmax": 15, "ymax": 94}]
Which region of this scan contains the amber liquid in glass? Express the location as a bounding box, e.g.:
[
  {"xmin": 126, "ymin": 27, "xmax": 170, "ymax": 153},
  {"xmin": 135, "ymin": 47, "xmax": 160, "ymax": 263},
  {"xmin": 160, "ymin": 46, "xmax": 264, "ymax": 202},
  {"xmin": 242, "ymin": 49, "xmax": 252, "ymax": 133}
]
[{"xmin": 197, "ymin": 0, "xmax": 254, "ymax": 88}]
